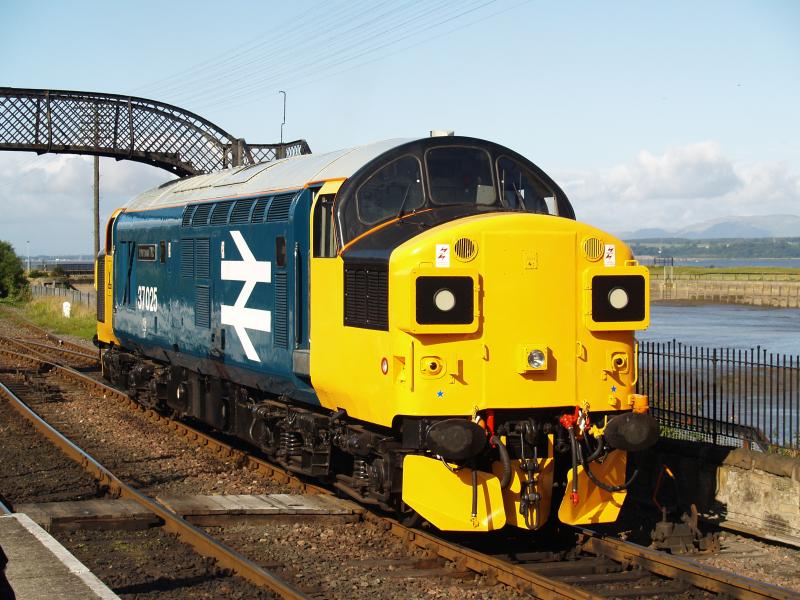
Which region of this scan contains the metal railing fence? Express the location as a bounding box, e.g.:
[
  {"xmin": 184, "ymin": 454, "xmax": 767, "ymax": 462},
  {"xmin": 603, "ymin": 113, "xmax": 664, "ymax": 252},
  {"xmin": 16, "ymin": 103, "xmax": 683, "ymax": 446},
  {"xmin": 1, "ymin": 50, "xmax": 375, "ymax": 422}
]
[
  {"xmin": 31, "ymin": 285, "xmax": 96, "ymax": 308},
  {"xmin": 638, "ymin": 340, "xmax": 799, "ymax": 451}
]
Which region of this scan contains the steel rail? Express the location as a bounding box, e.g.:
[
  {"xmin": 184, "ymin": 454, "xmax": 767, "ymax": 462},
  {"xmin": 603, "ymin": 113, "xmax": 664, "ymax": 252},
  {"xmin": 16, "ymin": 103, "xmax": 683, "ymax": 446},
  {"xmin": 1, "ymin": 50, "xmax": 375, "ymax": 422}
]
[
  {"xmin": 0, "ymin": 361, "xmax": 309, "ymax": 600},
  {"xmin": 0, "ymin": 336, "xmax": 97, "ymax": 365},
  {"xmin": 576, "ymin": 529, "xmax": 798, "ymax": 600}
]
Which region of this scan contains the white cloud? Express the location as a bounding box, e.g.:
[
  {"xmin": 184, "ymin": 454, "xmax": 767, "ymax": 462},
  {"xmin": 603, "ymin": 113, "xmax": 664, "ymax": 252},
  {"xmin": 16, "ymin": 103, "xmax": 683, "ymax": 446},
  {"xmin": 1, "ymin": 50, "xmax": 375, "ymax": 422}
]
[
  {"xmin": 558, "ymin": 142, "xmax": 800, "ymax": 234},
  {"xmin": 0, "ymin": 153, "xmax": 175, "ymax": 255}
]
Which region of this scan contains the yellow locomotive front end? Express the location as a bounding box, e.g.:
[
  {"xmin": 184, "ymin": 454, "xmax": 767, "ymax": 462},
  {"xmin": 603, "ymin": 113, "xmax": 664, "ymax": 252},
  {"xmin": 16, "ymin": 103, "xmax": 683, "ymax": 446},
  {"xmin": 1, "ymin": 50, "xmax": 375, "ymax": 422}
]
[{"xmin": 310, "ymin": 136, "xmax": 657, "ymax": 531}]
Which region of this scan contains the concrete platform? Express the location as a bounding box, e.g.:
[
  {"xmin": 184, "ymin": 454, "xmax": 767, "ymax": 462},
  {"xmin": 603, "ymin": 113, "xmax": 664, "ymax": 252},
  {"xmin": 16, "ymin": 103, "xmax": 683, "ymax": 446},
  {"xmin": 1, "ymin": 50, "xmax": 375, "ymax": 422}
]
[{"xmin": 0, "ymin": 513, "xmax": 118, "ymax": 599}]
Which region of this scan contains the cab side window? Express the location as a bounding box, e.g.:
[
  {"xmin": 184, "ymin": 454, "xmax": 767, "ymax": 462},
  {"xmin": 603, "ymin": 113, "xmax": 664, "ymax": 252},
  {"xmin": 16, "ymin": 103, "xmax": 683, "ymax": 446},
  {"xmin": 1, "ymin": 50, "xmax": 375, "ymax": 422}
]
[{"xmin": 313, "ymin": 193, "xmax": 337, "ymax": 257}]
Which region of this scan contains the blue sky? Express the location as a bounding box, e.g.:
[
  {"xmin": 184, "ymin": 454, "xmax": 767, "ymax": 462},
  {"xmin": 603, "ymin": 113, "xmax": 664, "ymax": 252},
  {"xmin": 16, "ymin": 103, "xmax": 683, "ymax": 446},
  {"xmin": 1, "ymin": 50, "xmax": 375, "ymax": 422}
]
[{"xmin": 1, "ymin": 0, "xmax": 798, "ymax": 255}]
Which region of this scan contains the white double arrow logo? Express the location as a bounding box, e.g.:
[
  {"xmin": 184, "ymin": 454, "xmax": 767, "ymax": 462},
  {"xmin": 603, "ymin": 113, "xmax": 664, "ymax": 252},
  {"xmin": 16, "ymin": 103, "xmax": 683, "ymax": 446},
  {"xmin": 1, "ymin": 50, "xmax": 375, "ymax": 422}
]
[{"xmin": 220, "ymin": 231, "xmax": 271, "ymax": 362}]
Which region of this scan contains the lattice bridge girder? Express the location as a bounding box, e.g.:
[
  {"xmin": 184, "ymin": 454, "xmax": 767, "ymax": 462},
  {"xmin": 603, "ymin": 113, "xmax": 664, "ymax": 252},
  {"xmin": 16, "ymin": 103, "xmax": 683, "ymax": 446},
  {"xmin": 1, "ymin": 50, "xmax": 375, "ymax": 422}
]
[{"xmin": 0, "ymin": 87, "xmax": 311, "ymax": 176}]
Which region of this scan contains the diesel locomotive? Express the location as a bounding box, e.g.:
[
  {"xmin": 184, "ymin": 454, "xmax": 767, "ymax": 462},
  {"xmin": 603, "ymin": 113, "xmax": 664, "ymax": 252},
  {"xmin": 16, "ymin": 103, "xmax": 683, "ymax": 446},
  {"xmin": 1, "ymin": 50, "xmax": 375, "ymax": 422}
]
[{"xmin": 95, "ymin": 135, "xmax": 658, "ymax": 532}]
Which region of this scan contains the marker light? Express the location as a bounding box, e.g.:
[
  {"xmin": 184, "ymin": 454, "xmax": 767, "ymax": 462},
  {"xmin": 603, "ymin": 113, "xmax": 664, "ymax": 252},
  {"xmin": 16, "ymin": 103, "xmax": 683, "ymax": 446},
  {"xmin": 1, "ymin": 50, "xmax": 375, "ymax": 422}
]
[
  {"xmin": 527, "ymin": 349, "xmax": 546, "ymax": 369},
  {"xmin": 608, "ymin": 287, "xmax": 629, "ymax": 310},
  {"xmin": 433, "ymin": 288, "xmax": 456, "ymax": 312},
  {"xmin": 380, "ymin": 357, "xmax": 389, "ymax": 375}
]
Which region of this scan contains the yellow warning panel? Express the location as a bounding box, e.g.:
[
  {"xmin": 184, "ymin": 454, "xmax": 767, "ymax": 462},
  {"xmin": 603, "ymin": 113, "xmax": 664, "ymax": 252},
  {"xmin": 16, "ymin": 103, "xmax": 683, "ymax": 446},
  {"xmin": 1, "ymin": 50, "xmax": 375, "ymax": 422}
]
[
  {"xmin": 558, "ymin": 450, "xmax": 627, "ymax": 525},
  {"xmin": 402, "ymin": 455, "xmax": 506, "ymax": 532}
]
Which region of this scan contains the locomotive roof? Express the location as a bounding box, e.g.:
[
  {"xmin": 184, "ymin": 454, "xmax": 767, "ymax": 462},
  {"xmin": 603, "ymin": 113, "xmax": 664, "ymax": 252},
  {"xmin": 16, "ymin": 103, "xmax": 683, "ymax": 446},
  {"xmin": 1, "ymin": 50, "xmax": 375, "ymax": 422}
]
[{"xmin": 124, "ymin": 138, "xmax": 413, "ymax": 211}]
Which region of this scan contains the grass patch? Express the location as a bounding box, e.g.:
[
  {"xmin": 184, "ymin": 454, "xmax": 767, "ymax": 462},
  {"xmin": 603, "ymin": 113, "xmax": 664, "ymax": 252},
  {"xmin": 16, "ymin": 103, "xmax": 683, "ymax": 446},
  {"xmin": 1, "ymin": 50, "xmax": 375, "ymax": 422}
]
[{"xmin": 17, "ymin": 297, "xmax": 96, "ymax": 340}]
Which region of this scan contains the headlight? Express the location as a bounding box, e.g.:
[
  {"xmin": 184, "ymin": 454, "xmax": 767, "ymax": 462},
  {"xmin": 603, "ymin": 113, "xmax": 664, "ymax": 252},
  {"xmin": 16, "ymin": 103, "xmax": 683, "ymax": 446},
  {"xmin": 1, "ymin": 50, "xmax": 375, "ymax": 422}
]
[
  {"xmin": 433, "ymin": 288, "xmax": 456, "ymax": 312},
  {"xmin": 608, "ymin": 287, "xmax": 629, "ymax": 309},
  {"xmin": 527, "ymin": 349, "xmax": 546, "ymax": 368}
]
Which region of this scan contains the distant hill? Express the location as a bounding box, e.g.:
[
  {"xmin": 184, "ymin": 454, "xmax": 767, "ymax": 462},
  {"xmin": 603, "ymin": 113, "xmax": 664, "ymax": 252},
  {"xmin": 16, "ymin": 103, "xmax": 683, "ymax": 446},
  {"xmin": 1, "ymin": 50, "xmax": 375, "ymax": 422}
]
[{"xmin": 619, "ymin": 214, "xmax": 800, "ymax": 240}]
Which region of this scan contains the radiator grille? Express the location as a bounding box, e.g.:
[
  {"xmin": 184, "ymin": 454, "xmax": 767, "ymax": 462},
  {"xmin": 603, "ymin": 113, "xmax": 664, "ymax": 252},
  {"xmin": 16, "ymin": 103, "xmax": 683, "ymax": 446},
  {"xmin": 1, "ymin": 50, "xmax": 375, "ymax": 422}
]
[
  {"xmin": 182, "ymin": 205, "xmax": 195, "ymax": 227},
  {"xmin": 192, "ymin": 204, "xmax": 211, "ymax": 226},
  {"xmin": 266, "ymin": 193, "xmax": 295, "ymax": 221},
  {"xmin": 230, "ymin": 199, "xmax": 255, "ymax": 224},
  {"xmin": 180, "ymin": 239, "xmax": 194, "ymax": 278},
  {"xmin": 344, "ymin": 264, "xmax": 388, "ymax": 330},
  {"xmin": 195, "ymin": 285, "xmax": 210, "ymax": 328},
  {"xmin": 96, "ymin": 258, "xmax": 105, "ymax": 323},
  {"xmin": 273, "ymin": 272, "xmax": 288, "ymax": 348},
  {"xmin": 210, "ymin": 201, "xmax": 233, "ymax": 225},
  {"xmin": 251, "ymin": 197, "xmax": 269, "ymax": 222},
  {"xmin": 195, "ymin": 238, "xmax": 210, "ymax": 279}
]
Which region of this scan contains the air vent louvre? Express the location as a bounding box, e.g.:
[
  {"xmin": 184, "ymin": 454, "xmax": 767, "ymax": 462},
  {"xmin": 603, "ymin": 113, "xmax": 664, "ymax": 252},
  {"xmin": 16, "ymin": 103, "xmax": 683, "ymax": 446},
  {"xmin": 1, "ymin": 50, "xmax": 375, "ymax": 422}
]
[
  {"xmin": 454, "ymin": 237, "xmax": 477, "ymax": 261},
  {"xmin": 195, "ymin": 238, "xmax": 210, "ymax": 279},
  {"xmin": 230, "ymin": 199, "xmax": 255, "ymax": 224},
  {"xmin": 210, "ymin": 201, "xmax": 233, "ymax": 225},
  {"xmin": 266, "ymin": 193, "xmax": 295, "ymax": 221},
  {"xmin": 344, "ymin": 264, "xmax": 388, "ymax": 330},
  {"xmin": 251, "ymin": 197, "xmax": 269, "ymax": 223},
  {"xmin": 180, "ymin": 239, "xmax": 194, "ymax": 278},
  {"xmin": 274, "ymin": 272, "xmax": 288, "ymax": 348},
  {"xmin": 192, "ymin": 204, "xmax": 211, "ymax": 226},
  {"xmin": 182, "ymin": 206, "xmax": 196, "ymax": 227},
  {"xmin": 583, "ymin": 237, "xmax": 605, "ymax": 262},
  {"xmin": 195, "ymin": 285, "xmax": 210, "ymax": 328}
]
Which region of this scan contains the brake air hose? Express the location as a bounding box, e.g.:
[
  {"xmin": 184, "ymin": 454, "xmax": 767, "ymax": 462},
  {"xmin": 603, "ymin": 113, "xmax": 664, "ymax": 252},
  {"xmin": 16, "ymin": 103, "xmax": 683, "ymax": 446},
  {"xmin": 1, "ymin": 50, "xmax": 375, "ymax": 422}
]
[
  {"xmin": 490, "ymin": 435, "xmax": 512, "ymax": 489},
  {"xmin": 568, "ymin": 427, "xmax": 579, "ymax": 504},
  {"xmin": 577, "ymin": 444, "xmax": 639, "ymax": 492}
]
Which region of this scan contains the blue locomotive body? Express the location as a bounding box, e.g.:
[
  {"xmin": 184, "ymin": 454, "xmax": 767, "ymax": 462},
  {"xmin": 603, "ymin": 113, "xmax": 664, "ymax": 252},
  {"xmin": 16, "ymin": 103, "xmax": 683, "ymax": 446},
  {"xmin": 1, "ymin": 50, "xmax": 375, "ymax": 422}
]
[{"xmin": 111, "ymin": 188, "xmax": 316, "ymax": 403}]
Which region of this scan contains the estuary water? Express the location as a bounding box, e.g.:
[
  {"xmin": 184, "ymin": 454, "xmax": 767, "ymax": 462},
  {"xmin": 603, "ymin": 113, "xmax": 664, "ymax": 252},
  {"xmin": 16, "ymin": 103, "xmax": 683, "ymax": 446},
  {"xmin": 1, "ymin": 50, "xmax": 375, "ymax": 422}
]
[{"xmin": 639, "ymin": 302, "xmax": 800, "ymax": 356}]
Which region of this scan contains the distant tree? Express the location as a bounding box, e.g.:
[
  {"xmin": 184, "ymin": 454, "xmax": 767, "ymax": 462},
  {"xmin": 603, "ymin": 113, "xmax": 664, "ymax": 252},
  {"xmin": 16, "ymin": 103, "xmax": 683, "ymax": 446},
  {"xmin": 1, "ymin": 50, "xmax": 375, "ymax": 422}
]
[{"xmin": 0, "ymin": 241, "xmax": 28, "ymax": 299}]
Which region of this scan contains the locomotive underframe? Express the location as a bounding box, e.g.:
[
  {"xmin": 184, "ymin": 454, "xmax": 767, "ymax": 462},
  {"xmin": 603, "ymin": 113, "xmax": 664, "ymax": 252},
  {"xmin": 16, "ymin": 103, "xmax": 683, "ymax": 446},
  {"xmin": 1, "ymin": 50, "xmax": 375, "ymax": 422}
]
[{"xmin": 101, "ymin": 345, "xmax": 582, "ymax": 517}]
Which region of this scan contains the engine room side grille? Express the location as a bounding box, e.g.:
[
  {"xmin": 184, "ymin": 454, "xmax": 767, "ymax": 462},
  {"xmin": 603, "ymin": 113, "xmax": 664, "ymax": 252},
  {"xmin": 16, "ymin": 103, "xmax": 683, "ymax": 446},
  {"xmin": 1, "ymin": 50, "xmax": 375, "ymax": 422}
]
[
  {"xmin": 230, "ymin": 199, "xmax": 255, "ymax": 224},
  {"xmin": 210, "ymin": 201, "xmax": 233, "ymax": 225},
  {"xmin": 180, "ymin": 239, "xmax": 194, "ymax": 278},
  {"xmin": 96, "ymin": 258, "xmax": 105, "ymax": 323},
  {"xmin": 251, "ymin": 197, "xmax": 269, "ymax": 223},
  {"xmin": 344, "ymin": 264, "xmax": 388, "ymax": 330},
  {"xmin": 195, "ymin": 238, "xmax": 210, "ymax": 279},
  {"xmin": 266, "ymin": 193, "xmax": 295, "ymax": 221},
  {"xmin": 182, "ymin": 205, "xmax": 196, "ymax": 227},
  {"xmin": 273, "ymin": 272, "xmax": 288, "ymax": 348},
  {"xmin": 194, "ymin": 285, "xmax": 210, "ymax": 328},
  {"xmin": 192, "ymin": 204, "xmax": 211, "ymax": 226}
]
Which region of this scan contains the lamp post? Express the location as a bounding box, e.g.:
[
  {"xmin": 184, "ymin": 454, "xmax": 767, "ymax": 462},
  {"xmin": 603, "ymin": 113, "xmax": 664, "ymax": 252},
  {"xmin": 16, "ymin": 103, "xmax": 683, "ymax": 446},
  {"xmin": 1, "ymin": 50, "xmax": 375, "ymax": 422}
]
[{"xmin": 26, "ymin": 240, "xmax": 30, "ymax": 273}]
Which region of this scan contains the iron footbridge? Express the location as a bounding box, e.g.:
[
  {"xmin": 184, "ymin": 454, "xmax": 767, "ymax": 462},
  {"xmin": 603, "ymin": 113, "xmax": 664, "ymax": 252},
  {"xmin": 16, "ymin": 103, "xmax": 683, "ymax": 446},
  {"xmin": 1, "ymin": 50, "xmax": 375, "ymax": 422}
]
[{"xmin": 0, "ymin": 87, "xmax": 310, "ymax": 176}]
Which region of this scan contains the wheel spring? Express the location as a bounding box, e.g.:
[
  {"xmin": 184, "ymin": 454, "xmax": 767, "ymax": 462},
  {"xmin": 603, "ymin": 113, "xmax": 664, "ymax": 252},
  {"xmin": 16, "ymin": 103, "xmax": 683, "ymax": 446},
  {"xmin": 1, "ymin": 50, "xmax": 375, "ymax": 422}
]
[
  {"xmin": 353, "ymin": 459, "xmax": 369, "ymax": 486},
  {"xmin": 279, "ymin": 431, "xmax": 302, "ymax": 456}
]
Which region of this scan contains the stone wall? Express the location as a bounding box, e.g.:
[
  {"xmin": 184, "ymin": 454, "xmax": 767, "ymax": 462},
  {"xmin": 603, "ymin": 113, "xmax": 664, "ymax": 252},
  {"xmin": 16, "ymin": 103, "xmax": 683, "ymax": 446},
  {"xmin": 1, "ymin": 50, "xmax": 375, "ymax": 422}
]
[
  {"xmin": 651, "ymin": 276, "xmax": 800, "ymax": 307},
  {"xmin": 631, "ymin": 438, "xmax": 800, "ymax": 544}
]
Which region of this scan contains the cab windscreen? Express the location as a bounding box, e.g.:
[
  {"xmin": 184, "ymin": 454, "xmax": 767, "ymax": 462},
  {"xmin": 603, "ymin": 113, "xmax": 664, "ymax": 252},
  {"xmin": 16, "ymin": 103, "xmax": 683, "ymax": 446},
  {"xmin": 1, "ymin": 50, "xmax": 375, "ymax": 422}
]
[{"xmin": 416, "ymin": 276, "xmax": 474, "ymax": 325}]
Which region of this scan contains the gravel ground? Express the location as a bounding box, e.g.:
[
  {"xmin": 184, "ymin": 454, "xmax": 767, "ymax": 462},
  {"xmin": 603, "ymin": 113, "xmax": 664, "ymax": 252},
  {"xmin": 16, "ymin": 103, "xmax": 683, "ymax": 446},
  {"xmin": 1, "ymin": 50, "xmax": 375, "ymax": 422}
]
[
  {"xmin": 0, "ymin": 395, "xmax": 101, "ymax": 507},
  {"xmin": 210, "ymin": 520, "xmax": 527, "ymax": 600},
  {"xmin": 691, "ymin": 532, "xmax": 800, "ymax": 592},
  {"xmin": 61, "ymin": 528, "xmax": 278, "ymax": 599}
]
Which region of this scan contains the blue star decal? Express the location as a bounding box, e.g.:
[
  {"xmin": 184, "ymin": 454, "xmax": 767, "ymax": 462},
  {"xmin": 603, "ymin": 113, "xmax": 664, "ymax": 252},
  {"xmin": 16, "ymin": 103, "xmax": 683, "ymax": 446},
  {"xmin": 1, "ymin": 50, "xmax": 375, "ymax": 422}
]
[
  {"xmin": 437, "ymin": 390, "xmax": 444, "ymax": 398},
  {"xmin": 611, "ymin": 385, "xmax": 618, "ymax": 393}
]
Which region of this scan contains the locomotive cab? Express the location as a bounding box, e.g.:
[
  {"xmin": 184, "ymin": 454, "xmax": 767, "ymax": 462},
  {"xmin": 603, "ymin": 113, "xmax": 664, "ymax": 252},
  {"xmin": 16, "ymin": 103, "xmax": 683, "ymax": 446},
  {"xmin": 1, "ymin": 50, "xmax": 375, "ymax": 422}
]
[{"xmin": 309, "ymin": 136, "xmax": 657, "ymax": 531}]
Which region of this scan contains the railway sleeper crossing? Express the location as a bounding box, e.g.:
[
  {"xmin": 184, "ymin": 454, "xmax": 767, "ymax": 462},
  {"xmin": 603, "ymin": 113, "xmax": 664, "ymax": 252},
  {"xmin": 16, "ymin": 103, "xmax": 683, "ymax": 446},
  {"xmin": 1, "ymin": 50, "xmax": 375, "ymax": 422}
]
[{"xmin": 0, "ymin": 324, "xmax": 796, "ymax": 600}]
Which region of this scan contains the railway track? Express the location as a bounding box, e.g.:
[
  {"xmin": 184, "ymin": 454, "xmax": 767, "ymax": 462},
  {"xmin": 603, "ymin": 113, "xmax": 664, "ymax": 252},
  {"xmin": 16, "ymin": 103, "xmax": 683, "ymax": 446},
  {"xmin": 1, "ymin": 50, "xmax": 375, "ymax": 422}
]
[
  {"xmin": 0, "ymin": 323, "xmax": 796, "ymax": 599},
  {"xmin": 0, "ymin": 354, "xmax": 306, "ymax": 599}
]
